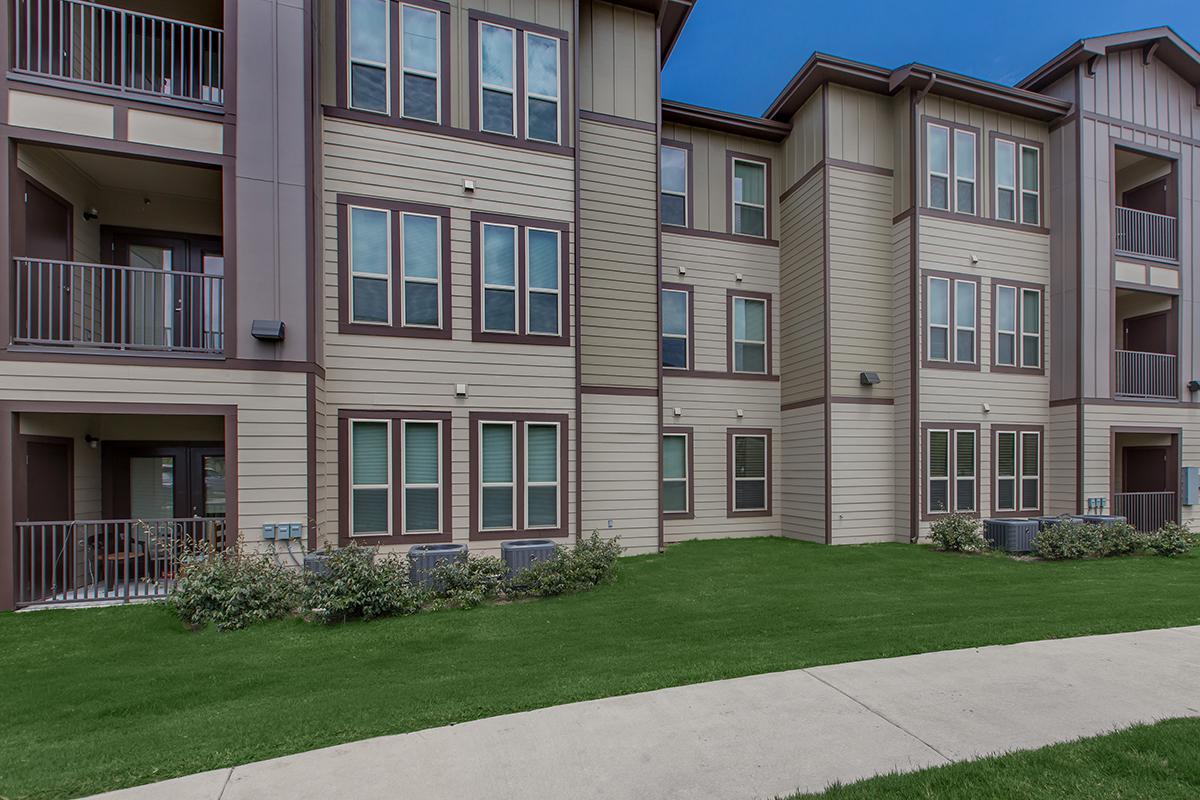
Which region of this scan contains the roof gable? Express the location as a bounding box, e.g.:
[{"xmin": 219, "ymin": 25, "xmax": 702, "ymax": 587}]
[{"xmin": 1019, "ymin": 26, "xmax": 1200, "ymax": 92}]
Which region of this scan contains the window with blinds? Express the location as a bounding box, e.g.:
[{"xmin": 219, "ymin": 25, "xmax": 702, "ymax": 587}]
[
  {"xmin": 403, "ymin": 422, "xmax": 440, "ymax": 533},
  {"xmin": 480, "ymin": 422, "xmax": 515, "ymax": 530},
  {"xmin": 733, "ymin": 296, "xmax": 767, "ymax": 374},
  {"xmin": 996, "ymin": 429, "xmax": 1042, "ymax": 513},
  {"xmin": 732, "ymin": 158, "xmax": 767, "ymax": 237},
  {"xmin": 663, "ymin": 433, "xmax": 689, "ymax": 514},
  {"xmin": 733, "ymin": 435, "xmax": 768, "ymax": 512},
  {"xmin": 474, "ymin": 415, "xmax": 567, "ymax": 535},
  {"xmin": 995, "ymin": 284, "xmax": 1042, "ymax": 370},
  {"xmin": 926, "ymin": 427, "xmax": 976, "ymax": 515},
  {"xmin": 351, "ymin": 420, "xmax": 391, "ymax": 535},
  {"xmin": 526, "ymin": 423, "xmax": 559, "ymax": 528}
]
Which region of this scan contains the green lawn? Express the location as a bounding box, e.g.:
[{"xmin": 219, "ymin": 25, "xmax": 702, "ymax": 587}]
[
  {"xmin": 1, "ymin": 539, "xmax": 1198, "ymax": 800},
  {"xmin": 790, "ymin": 717, "xmax": 1200, "ymax": 799}
]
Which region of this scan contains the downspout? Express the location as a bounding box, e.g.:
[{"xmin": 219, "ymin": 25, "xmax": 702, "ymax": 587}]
[
  {"xmin": 655, "ymin": 9, "xmax": 665, "ymax": 552},
  {"xmin": 907, "ymin": 81, "xmax": 926, "ymax": 543},
  {"xmin": 573, "ymin": 0, "xmax": 582, "ymax": 542}
]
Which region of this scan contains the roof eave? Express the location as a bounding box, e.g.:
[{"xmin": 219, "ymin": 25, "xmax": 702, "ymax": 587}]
[
  {"xmin": 661, "ymin": 99, "xmax": 792, "ymax": 142},
  {"xmin": 898, "ymin": 65, "xmax": 1074, "ymax": 122}
]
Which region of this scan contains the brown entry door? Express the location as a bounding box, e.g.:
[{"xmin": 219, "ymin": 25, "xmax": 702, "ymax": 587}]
[
  {"xmin": 24, "ymin": 438, "xmax": 73, "ymax": 522},
  {"xmin": 20, "ymin": 177, "xmax": 72, "ymax": 342},
  {"xmin": 1123, "ymin": 447, "xmax": 1171, "ymax": 494}
]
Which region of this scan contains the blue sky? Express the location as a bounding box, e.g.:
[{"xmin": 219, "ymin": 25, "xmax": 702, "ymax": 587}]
[{"xmin": 661, "ymin": 0, "xmax": 1200, "ymax": 117}]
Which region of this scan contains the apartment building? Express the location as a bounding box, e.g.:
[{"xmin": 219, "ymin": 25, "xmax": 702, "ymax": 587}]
[{"xmin": 1, "ymin": 0, "xmax": 1197, "ymax": 609}]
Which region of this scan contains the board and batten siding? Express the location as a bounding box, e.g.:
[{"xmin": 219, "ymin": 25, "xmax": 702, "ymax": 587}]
[
  {"xmin": 782, "ymin": 404, "xmax": 824, "ymax": 542},
  {"xmin": 782, "ymin": 90, "xmax": 824, "ymax": 188},
  {"xmin": 779, "ymin": 171, "xmax": 825, "ymax": 405},
  {"xmin": 1081, "ymin": 49, "xmax": 1200, "ymax": 138},
  {"xmin": 826, "ymin": 84, "xmax": 895, "ymax": 172},
  {"xmin": 578, "ymin": 0, "xmax": 657, "ymax": 124},
  {"xmin": 1047, "ymin": 114, "xmax": 1079, "ymax": 401},
  {"xmin": 579, "ymin": 117, "xmax": 658, "ymax": 388}
]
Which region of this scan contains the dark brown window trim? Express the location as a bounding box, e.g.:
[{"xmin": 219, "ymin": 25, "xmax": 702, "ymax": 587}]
[
  {"xmin": 727, "ymin": 289, "xmax": 775, "ymax": 379},
  {"xmin": 337, "ymin": 409, "xmax": 454, "ymax": 546},
  {"xmin": 991, "ymin": 424, "xmax": 1044, "ymax": 518},
  {"xmin": 660, "ymin": 138, "xmax": 694, "ymax": 232},
  {"xmin": 470, "ymin": 211, "xmax": 570, "ymax": 346},
  {"xmin": 920, "ymin": 422, "xmax": 981, "ymax": 522},
  {"xmin": 726, "ymin": 427, "xmax": 773, "ymax": 518},
  {"xmin": 921, "ymin": 116, "xmax": 982, "ymax": 220},
  {"xmin": 987, "ymin": 131, "xmax": 1045, "ymax": 229},
  {"xmin": 990, "ymin": 279, "xmax": 1046, "ymax": 375},
  {"xmin": 336, "ymin": 194, "xmax": 453, "ymax": 339},
  {"xmin": 468, "ymin": 10, "xmax": 572, "ymax": 154},
  {"xmin": 469, "ymin": 410, "xmax": 569, "ymax": 541},
  {"xmin": 662, "ymin": 426, "xmax": 694, "ymax": 520},
  {"xmin": 917, "ymin": 206, "xmax": 1051, "ymax": 236},
  {"xmin": 726, "ymin": 150, "xmax": 773, "ymax": 241},
  {"xmin": 334, "ymin": 0, "xmax": 453, "ymax": 133},
  {"xmin": 660, "ymin": 281, "xmax": 695, "ymax": 375},
  {"xmin": 921, "ymin": 270, "xmax": 981, "ymax": 372}
]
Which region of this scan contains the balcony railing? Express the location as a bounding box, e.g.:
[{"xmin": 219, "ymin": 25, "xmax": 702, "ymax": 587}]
[
  {"xmin": 1115, "ymin": 206, "xmax": 1178, "ymax": 262},
  {"xmin": 10, "ymin": 0, "xmax": 224, "ymax": 106},
  {"xmin": 15, "ymin": 517, "xmax": 227, "ymax": 607},
  {"xmin": 1114, "ymin": 350, "xmax": 1176, "ymax": 400},
  {"xmin": 13, "ymin": 257, "xmax": 225, "ymax": 354},
  {"xmin": 1112, "ymin": 492, "xmax": 1177, "ymax": 533}
]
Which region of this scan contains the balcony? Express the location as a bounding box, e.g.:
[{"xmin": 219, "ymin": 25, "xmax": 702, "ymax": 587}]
[
  {"xmin": 1112, "ymin": 492, "xmax": 1177, "ymax": 533},
  {"xmin": 9, "ymin": 0, "xmax": 224, "ymax": 107},
  {"xmin": 1113, "ymin": 147, "xmax": 1177, "ymax": 262},
  {"xmin": 1114, "ymin": 350, "xmax": 1177, "ymax": 400},
  {"xmin": 1115, "ymin": 206, "xmax": 1178, "ymax": 262},
  {"xmin": 1113, "ymin": 288, "xmax": 1177, "ymax": 400}
]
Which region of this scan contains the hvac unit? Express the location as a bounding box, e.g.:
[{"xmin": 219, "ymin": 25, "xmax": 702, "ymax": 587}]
[
  {"xmin": 1081, "ymin": 515, "xmax": 1127, "ymax": 526},
  {"xmin": 500, "ymin": 539, "xmax": 558, "ymax": 578},
  {"xmin": 983, "ymin": 519, "xmax": 1039, "ymax": 553},
  {"xmin": 408, "ymin": 543, "xmax": 468, "ymax": 588},
  {"xmin": 1030, "ymin": 515, "xmax": 1084, "ymax": 531}
]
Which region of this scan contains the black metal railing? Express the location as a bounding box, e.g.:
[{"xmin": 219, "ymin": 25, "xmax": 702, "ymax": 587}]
[{"xmin": 1112, "ymin": 492, "xmax": 1177, "ymax": 533}]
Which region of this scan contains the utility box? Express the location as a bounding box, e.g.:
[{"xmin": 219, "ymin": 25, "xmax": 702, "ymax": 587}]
[{"xmin": 1183, "ymin": 467, "xmax": 1200, "ymax": 506}]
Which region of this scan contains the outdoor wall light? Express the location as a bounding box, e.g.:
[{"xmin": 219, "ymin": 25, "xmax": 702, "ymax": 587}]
[
  {"xmin": 82, "ymin": 207, "xmax": 99, "ymax": 222},
  {"xmin": 250, "ymin": 320, "xmax": 285, "ymax": 342},
  {"xmin": 84, "ymin": 434, "xmax": 100, "ymax": 449},
  {"xmin": 1188, "ymin": 380, "xmax": 1200, "ymax": 393},
  {"xmin": 859, "ymin": 371, "xmax": 881, "ymax": 386}
]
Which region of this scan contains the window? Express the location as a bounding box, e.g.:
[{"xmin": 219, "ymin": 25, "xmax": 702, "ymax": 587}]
[
  {"xmin": 925, "ymin": 275, "xmax": 977, "ymax": 366},
  {"xmin": 661, "ymin": 144, "xmax": 689, "ymax": 227},
  {"xmin": 479, "ymin": 23, "xmax": 516, "ymax": 136},
  {"xmin": 340, "ymin": 197, "xmax": 450, "ymax": 337},
  {"xmin": 926, "ymin": 122, "xmax": 976, "ymax": 215},
  {"xmin": 348, "ymin": 0, "xmax": 389, "ymax": 113},
  {"xmin": 732, "ymin": 158, "xmax": 767, "ymax": 237},
  {"xmin": 995, "ymin": 429, "xmax": 1041, "ymax": 513},
  {"xmin": 400, "ymin": 4, "xmax": 441, "ymax": 122},
  {"xmin": 994, "ymin": 284, "xmax": 1042, "ymax": 370},
  {"xmin": 731, "ymin": 294, "xmax": 768, "ymax": 374},
  {"xmin": 994, "ymin": 139, "xmax": 1041, "ymax": 225},
  {"xmin": 662, "ymin": 431, "xmax": 691, "ymax": 516},
  {"xmin": 472, "ymin": 413, "xmax": 568, "ymax": 538},
  {"xmin": 473, "ymin": 214, "xmax": 568, "ymax": 344},
  {"xmin": 661, "ymin": 286, "xmax": 690, "ymax": 370},
  {"xmin": 339, "ymin": 411, "xmax": 451, "ymax": 544},
  {"xmin": 525, "ymin": 34, "xmax": 560, "ymax": 143},
  {"xmin": 926, "ymin": 426, "xmax": 977, "ymax": 516},
  {"xmin": 729, "ymin": 431, "xmax": 770, "ymax": 515}
]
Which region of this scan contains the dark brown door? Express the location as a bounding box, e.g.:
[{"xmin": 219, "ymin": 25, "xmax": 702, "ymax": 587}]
[
  {"xmin": 1123, "ymin": 447, "xmax": 1171, "ymax": 493},
  {"xmin": 104, "ymin": 443, "xmax": 224, "ymax": 519},
  {"xmin": 1123, "ymin": 311, "xmax": 1170, "ymax": 355},
  {"xmin": 20, "ymin": 178, "xmax": 72, "ymax": 342},
  {"xmin": 1122, "ymin": 177, "xmax": 1169, "ymax": 215},
  {"xmin": 24, "ymin": 439, "xmax": 73, "ymax": 522}
]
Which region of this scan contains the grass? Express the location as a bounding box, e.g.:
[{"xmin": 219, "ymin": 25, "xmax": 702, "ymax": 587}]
[
  {"xmin": 789, "ymin": 717, "xmax": 1200, "ymax": 799},
  {"xmin": 1, "ymin": 538, "xmax": 1198, "ymax": 800}
]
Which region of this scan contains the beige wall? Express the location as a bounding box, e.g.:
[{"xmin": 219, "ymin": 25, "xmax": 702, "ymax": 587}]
[
  {"xmin": 781, "ymin": 90, "xmax": 824, "ymax": 188},
  {"xmin": 580, "ymin": 394, "xmax": 658, "ymax": 554},
  {"xmin": 579, "ymin": 0, "xmax": 657, "ymax": 123},
  {"xmin": 827, "ymin": 84, "xmax": 894, "ymax": 172},
  {"xmin": 778, "ymin": 171, "xmax": 825, "ymax": 405},
  {"xmin": 831, "ymin": 403, "xmax": 896, "ymax": 543},
  {"xmin": 781, "ymin": 404, "xmax": 824, "ymax": 542},
  {"xmin": 891, "ymin": 219, "xmax": 913, "ymax": 540}
]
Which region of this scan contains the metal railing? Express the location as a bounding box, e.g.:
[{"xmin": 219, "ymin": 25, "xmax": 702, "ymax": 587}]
[
  {"xmin": 10, "ymin": 0, "xmax": 224, "ymax": 105},
  {"xmin": 1114, "ymin": 350, "xmax": 1176, "ymax": 400},
  {"xmin": 13, "ymin": 257, "xmax": 224, "ymax": 353},
  {"xmin": 15, "ymin": 517, "xmax": 227, "ymax": 607},
  {"xmin": 1112, "ymin": 492, "xmax": 1177, "ymax": 533},
  {"xmin": 1115, "ymin": 206, "xmax": 1178, "ymax": 262}
]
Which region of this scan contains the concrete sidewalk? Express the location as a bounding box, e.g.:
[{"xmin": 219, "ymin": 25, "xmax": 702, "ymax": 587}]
[{"xmin": 87, "ymin": 626, "xmax": 1200, "ymax": 800}]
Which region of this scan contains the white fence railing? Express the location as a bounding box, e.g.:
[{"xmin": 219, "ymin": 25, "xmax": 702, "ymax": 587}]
[
  {"xmin": 1114, "ymin": 350, "xmax": 1176, "ymax": 400},
  {"xmin": 1115, "ymin": 206, "xmax": 1178, "ymax": 262}
]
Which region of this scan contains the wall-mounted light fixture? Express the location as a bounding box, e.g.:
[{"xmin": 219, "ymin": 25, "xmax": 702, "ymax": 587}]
[
  {"xmin": 1188, "ymin": 380, "xmax": 1200, "ymax": 393},
  {"xmin": 84, "ymin": 434, "xmax": 99, "ymax": 449},
  {"xmin": 859, "ymin": 371, "xmax": 881, "ymax": 386},
  {"xmin": 250, "ymin": 320, "xmax": 285, "ymax": 342},
  {"xmin": 82, "ymin": 207, "xmax": 99, "ymax": 222}
]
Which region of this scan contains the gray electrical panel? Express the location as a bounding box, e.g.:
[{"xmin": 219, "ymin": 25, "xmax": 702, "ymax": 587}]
[{"xmin": 1183, "ymin": 467, "xmax": 1200, "ymax": 506}]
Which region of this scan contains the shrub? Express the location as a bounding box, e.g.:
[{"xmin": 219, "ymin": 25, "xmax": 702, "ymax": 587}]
[
  {"xmin": 168, "ymin": 543, "xmax": 303, "ymax": 631},
  {"xmin": 928, "ymin": 515, "xmax": 988, "ymax": 553},
  {"xmin": 1097, "ymin": 522, "xmax": 1144, "ymax": 557},
  {"xmin": 1032, "ymin": 521, "xmax": 1103, "ymax": 560},
  {"xmin": 304, "ymin": 544, "xmax": 425, "ymax": 624},
  {"xmin": 1145, "ymin": 522, "xmax": 1197, "ymax": 557},
  {"xmin": 428, "ymin": 556, "xmax": 508, "ymax": 609},
  {"xmin": 507, "ymin": 532, "xmax": 622, "ymax": 598}
]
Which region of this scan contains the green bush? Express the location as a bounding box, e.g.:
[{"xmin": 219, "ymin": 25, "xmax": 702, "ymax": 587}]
[
  {"xmin": 304, "ymin": 545, "xmax": 425, "ymax": 624},
  {"xmin": 928, "ymin": 515, "xmax": 988, "ymax": 553},
  {"xmin": 507, "ymin": 532, "xmax": 623, "ymax": 598},
  {"xmin": 168, "ymin": 543, "xmax": 303, "ymax": 631},
  {"xmin": 1097, "ymin": 522, "xmax": 1144, "ymax": 557},
  {"xmin": 1145, "ymin": 522, "xmax": 1197, "ymax": 557},
  {"xmin": 428, "ymin": 556, "xmax": 508, "ymax": 609},
  {"xmin": 1031, "ymin": 521, "xmax": 1103, "ymax": 560}
]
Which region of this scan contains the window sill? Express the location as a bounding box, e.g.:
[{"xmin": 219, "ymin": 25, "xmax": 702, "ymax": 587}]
[
  {"xmin": 339, "ymin": 531, "xmax": 453, "ymax": 546},
  {"xmin": 469, "ymin": 527, "xmax": 569, "ymax": 542},
  {"xmin": 338, "ymin": 322, "xmax": 453, "ymax": 340},
  {"xmin": 990, "ymin": 364, "xmax": 1046, "ymax": 376}
]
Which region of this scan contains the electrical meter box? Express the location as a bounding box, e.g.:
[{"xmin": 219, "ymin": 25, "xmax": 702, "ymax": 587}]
[{"xmin": 1183, "ymin": 467, "xmax": 1200, "ymax": 506}]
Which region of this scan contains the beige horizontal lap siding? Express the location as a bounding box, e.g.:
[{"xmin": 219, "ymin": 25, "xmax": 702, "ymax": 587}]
[
  {"xmin": 1046, "ymin": 404, "xmax": 1077, "ymax": 516},
  {"xmin": 581, "ymin": 394, "xmax": 658, "ymax": 554},
  {"xmin": 828, "ymin": 167, "xmax": 894, "ymax": 396},
  {"xmin": 892, "ymin": 220, "xmax": 912, "ymax": 541},
  {"xmin": 0, "ymin": 362, "xmax": 308, "ymax": 542},
  {"xmin": 579, "ymin": 0, "xmax": 656, "ymax": 124},
  {"xmin": 579, "ymin": 117, "xmax": 657, "ymax": 388},
  {"xmin": 827, "ymin": 84, "xmax": 894, "ymax": 172},
  {"xmin": 321, "ymin": 118, "xmax": 577, "ymax": 551},
  {"xmin": 831, "ymin": 403, "xmax": 897, "ymax": 543},
  {"xmin": 779, "ymin": 171, "xmax": 825, "ymax": 406},
  {"xmin": 782, "ymin": 404, "xmax": 824, "ymax": 542},
  {"xmin": 662, "ymin": 380, "xmax": 781, "ymax": 543},
  {"xmin": 783, "ymin": 91, "xmax": 824, "ymax": 187}
]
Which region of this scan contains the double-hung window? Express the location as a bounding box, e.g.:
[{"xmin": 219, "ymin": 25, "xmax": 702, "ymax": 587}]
[
  {"xmin": 341, "ymin": 411, "xmax": 451, "ymax": 543},
  {"xmin": 400, "ymin": 4, "xmax": 441, "ymax": 122},
  {"xmin": 926, "ymin": 426, "xmax": 977, "ymax": 515},
  {"xmin": 662, "ymin": 431, "xmax": 691, "ymax": 516},
  {"xmin": 349, "ymin": 206, "xmax": 391, "ymax": 324},
  {"xmin": 731, "ymin": 294, "xmax": 769, "ymax": 374},
  {"xmin": 661, "ymin": 286, "xmax": 690, "ymax": 370},
  {"xmin": 525, "ymin": 422, "xmax": 560, "ymax": 528},
  {"xmin": 482, "ymin": 223, "xmax": 518, "ymax": 333},
  {"xmin": 730, "ymin": 431, "xmax": 770, "ymax": 514},
  {"xmin": 995, "ymin": 429, "xmax": 1041, "ymax": 513},
  {"xmin": 926, "ymin": 275, "xmax": 977, "ymax": 366},
  {"xmin": 732, "ymin": 157, "xmax": 768, "ymax": 237},
  {"xmin": 474, "ymin": 15, "xmax": 565, "ymax": 145},
  {"xmin": 473, "ymin": 413, "xmax": 567, "ymax": 537},
  {"xmin": 526, "ymin": 229, "xmax": 561, "ymax": 335},
  {"xmin": 480, "ymin": 22, "xmax": 517, "ymax": 136},
  {"xmin": 994, "ymin": 284, "xmax": 1042, "ymax": 370},
  {"xmin": 345, "ymin": 0, "xmax": 446, "ymax": 123},
  {"xmin": 927, "ymin": 122, "xmax": 976, "ymax": 215},
  {"xmin": 525, "ymin": 33, "xmax": 560, "ymax": 143},
  {"xmin": 995, "ymin": 139, "xmax": 1042, "ymax": 225},
  {"xmin": 348, "ymin": 0, "xmax": 389, "ymax": 113},
  {"xmin": 401, "ymin": 213, "xmax": 441, "ymax": 327},
  {"xmin": 661, "ymin": 144, "xmax": 689, "ymax": 227},
  {"xmin": 480, "ymin": 422, "xmax": 516, "ymax": 530},
  {"xmin": 474, "ymin": 215, "xmax": 566, "ymax": 343}
]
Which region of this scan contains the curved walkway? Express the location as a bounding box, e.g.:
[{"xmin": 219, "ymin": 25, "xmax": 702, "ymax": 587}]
[{"xmin": 86, "ymin": 626, "xmax": 1200, "ymax": 800}]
